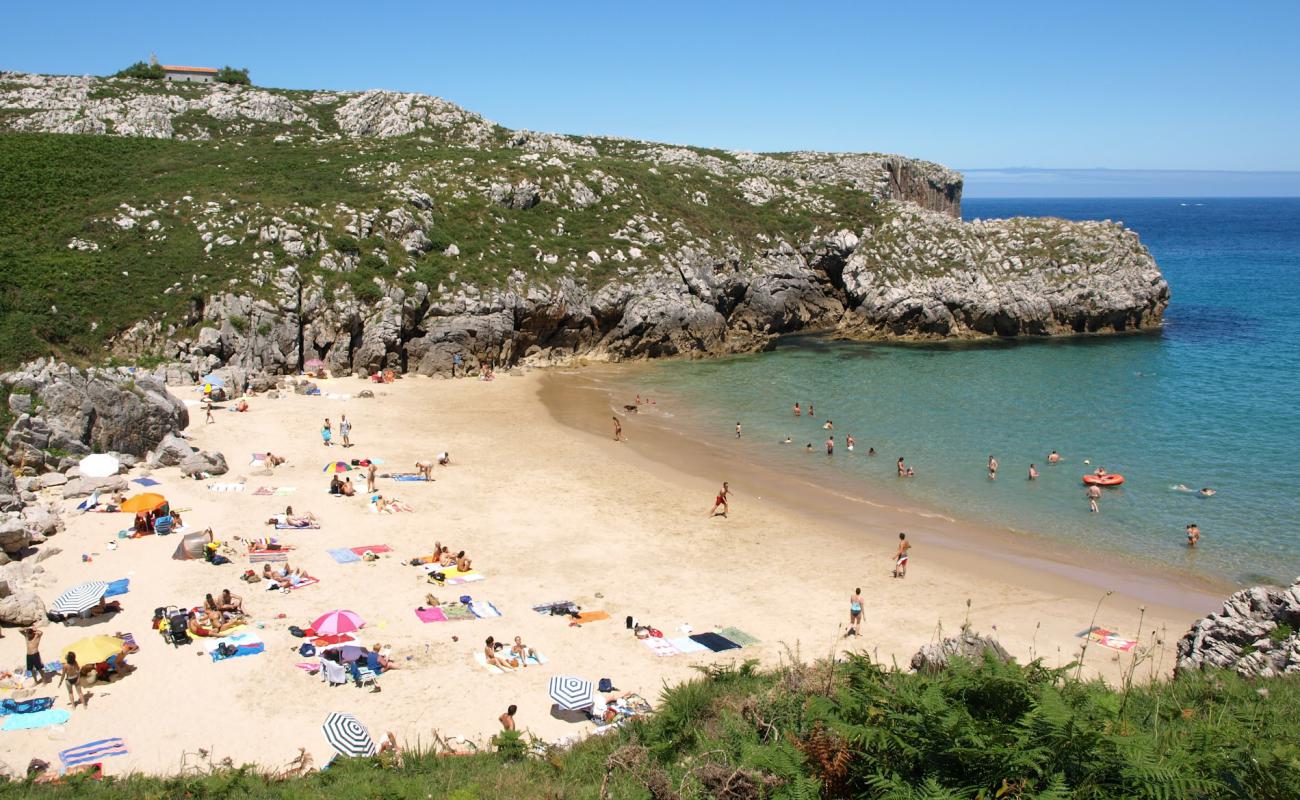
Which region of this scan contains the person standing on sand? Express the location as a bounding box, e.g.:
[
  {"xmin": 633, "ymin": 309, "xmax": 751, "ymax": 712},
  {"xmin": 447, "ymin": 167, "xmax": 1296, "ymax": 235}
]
[
  {"xmin": 847, "ymin": 588, "xmax": 863, "ymax": 636},
  {"xmin": 23, "ymin": 628, "xmax": 46, "ymax": 683},
  {"xmin": 708, "ymin": 482, "xmax": 731, "ymax": 518},
  {"xmin": 321, "ymin": 419, "xmax": 332, "ymax": 447},
  {"xmin": 1186, "ymin": 523, "xmax": 1201, "ymax": 547},
  {"xmin": 893, "ymin": 533, "xmax": 911, "ymax": 578},
  {"xmin": 500, "ymin": 705, "xmax": 517, "ymax": 731},
  {"xmin": 1028, "ymin": 464, "xmax": 1039, "ymax": 480},
  {"xmin": 612, "ymin": 416, "xmax": 623, "ymax": 442},
  {"xmin": 1048, "ymin": 450, "xmax": 1060, "ymax": 465},
  {"xmin": 988, "ymin": 456, "xmax": 998, "ymax": 480},
  {"xmin": 366, "ymin": 462, "xmax": 377, "ymax": 493},
  {"xmin": 826, "ymin": 436, "xmax": 834, "ymax": 455},
  {"xmin": 205, "ymin": 402, "xmax": 214, "ymax": 425},
  {"xmin": 735, "ymin": 421, "xmax": 742, "ymax": 438},
  {"xmin": 61, "ymin": 652, "xmax": 86, "ymax": 707},
  {"xmin": 339, "ymin": 415, "xmax": 352, "ymax": 448},
  {"xmin": 1087, "ymin": 483, "xmax": 1101, "ymax": 513}
]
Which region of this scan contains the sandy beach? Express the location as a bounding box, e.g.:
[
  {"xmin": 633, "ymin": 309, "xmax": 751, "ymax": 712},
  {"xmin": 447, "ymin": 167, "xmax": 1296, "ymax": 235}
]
[{"xmin": 2, "ymin": 369, "xmax": 1224, "ymax": 775}]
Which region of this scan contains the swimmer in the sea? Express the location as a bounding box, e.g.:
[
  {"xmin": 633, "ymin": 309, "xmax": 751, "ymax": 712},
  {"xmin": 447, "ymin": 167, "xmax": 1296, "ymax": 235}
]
[
  {"xmin": 1186, "ymin": 523, "xmax": 1201, "ymax": 547},
  {"xmin": 1028, "ymin": 464, "xmax": 1039, "ymax": 480},
  {"xmin": 846, "ymin": 434, "xmax": 855, "ymax": 452},
  {"xmin": 1173, "ymin": 484, "xmax": 1193, "ymax": 493},
  {"xmin": 1047, "ymin": 450, "xmax": 1060, "ymax": 465},
  {"xmin": 1199, "ymin": 488, "xmax": 1216, "ymax": 497},
  {"xmin": 783, "ymin": 435, "xmax": 792, "ymax": 444}
]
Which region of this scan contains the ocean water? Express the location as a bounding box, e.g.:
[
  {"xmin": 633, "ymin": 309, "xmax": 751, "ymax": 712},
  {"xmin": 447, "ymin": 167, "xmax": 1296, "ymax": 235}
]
[{"xmin": 625, "ymin": 198, "xmax": 1300, "ymax": 585}]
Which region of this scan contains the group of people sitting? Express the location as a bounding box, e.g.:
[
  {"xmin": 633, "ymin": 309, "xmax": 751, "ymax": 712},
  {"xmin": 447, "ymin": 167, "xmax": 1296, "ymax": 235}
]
[
  {"xmin": 193, "ymin": 589, "xmax": 247, "ymax": 634},
  {"xmin": 412, "ymin": 543, "xmax": 473, "ymax": 573},
  {"xmin": 483, "ymin": 635, "xmax": 536, "ymax": 671},
  {"xmin": 262, "ymin": 562, "xmax": 316, "ymax": 590},
  {"xmin": 318, "ymin": 643, "xmax": 398, "ymax": 689},
  {"xmin": 328, "ymin": 475, "xmax": 357, "ymax": 496},
  {"xmin": 133, "ymin": 505, "xmax": 180, "ymax": 535}
]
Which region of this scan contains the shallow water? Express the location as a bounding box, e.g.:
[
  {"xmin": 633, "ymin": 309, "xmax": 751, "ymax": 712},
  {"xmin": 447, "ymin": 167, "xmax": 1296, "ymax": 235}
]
[{"xmin": 624, "ymin": 198, "xmax": 1300, "ymax": 585}]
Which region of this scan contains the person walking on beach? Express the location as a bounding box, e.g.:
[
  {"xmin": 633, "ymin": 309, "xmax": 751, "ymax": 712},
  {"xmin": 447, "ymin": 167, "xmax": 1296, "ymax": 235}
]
[
  {"xmin": 892, "ymin": 533, "xmax": 911, "ymax": 578},
  {"xmin": 499, "ymin": 704, "xmax": 517, "ymax": 731},
  {"xmin": 204, "ymin": 402, "xmax": 214, "ymax": 425},
  {"xmin": 61, "ymin": 652, "xmax": 86, "ymax": 707},
  {"xmin": 1087, "ymin": 483, "xmax": 1101, "ymax": 513},
  {"xmin": 339, "ymin": 415, "xmax": 352, "ymax": 448},
  {"xmin": 612, "ymin": 416, "xmax": 623, "ymax": 442},
  {"xmin": 793, "ymin": 402, "xmax": 801, "ymax": 418},
  {"xmin": 1186, "ymin": 523, "xmax": 1201, "ymax": 547},
  {"xmin": 23, "ymin": 627, "xmax": 47, "ymax": 683},
  {"xmin": 826, "ymin": 436, "xmax": 834, "ymax": 455},
  {"xmin": 708, "ymin": 482, "xmax": 731, "ymax": 518},
  {"xmin": 847, "ymin": 588, "xmax": 864, "ymax": 636},
  {"xmin": 735, "ymin": 421, "xmax": 742, "ymax": 438},
  {"xmin": 366, "ymin": 462, "xmax": 377, "ymax": 493},
  {"xmin": 1048, "ymin": 450, "xmax": 1061, "ymax": 465},
  {"xmin": 1028, "ymin": 464, "xmax": 1039, "ymax": 480},
  {"xmin": 988, "ymin": 456, "xmax": 998, "ymax": 480},
  {"xmin": 321, "ymin": 418, "xmax": 332, "ymax": 447}
]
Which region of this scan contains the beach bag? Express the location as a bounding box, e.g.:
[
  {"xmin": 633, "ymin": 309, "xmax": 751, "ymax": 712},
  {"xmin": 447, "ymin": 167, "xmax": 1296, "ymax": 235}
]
[
  {"xmin": 598, "ymin": 678, "xmax": 615, "ymax": 693},
  {"xmin": 46, "ymin": 611, "xmax": 66, "ymax": 623},
  {"xmin": 350, "ymin": 458, "xmax": 360, "ymax": 466},
  {"xmin": 459, "ymin": 595, "xmax": 472, "ymax": 605},
  {"xmin": 217, "ymin": 642, "xmax": 238, "ymax": 658},
  {"xmin": 625, "ymin": 615, "xmax": 635, "ymax": 630},
  {"xmin": 288, "ymin": 625, "xmax": 305, "ymax": 638},
  {"xmin": 298, "ymin": 643, "xmax": 316, "ymax": 657}
]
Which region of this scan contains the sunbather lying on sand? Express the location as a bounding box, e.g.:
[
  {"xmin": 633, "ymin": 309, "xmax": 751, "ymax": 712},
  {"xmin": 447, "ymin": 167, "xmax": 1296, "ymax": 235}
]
[
  {"xmin": 190, "ymin": 611, "xmax": 242, "ymax": 635},
  {"xmin": 455, "ymin": 551, "xmax": 472, "ymax": 571},
  {"xmin": 262, "ymin": 563, "xmax": 314, "ymax": 588},
  {"xmin": 510, "ymin": 636, "xmax": 535, "ymax": 666},
  {"xmin": 265, "ymin": 452, "xmax": 285, "ymax": 466}
]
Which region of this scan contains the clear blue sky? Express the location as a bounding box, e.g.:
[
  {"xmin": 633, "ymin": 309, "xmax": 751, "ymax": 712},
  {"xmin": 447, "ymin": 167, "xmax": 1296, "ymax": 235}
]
[{"xmin": 4, "ymin": 1, "xmax": 1299, "ymax": 191}]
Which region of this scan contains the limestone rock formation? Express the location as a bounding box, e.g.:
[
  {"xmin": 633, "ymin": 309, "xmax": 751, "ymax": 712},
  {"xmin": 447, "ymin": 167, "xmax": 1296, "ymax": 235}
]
[
  {"xmin": 180, "ymin": 450, "xmax": 229, "ymax": 477},
  {"xmin": 1176, "ymin": 577, "xmax": 1300, "ymax": 677},
  {"xmin": 150, "ymin": 433, "xmax": 195, "ymax": 468},
  {"xmin": 910, "ymin": 627, "xmax": 1013, "ymax": 673}
]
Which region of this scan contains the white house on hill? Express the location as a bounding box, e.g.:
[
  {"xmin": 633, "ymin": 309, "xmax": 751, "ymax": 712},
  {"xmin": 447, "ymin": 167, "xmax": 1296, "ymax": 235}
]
[{"xmin": 163, "ymin": 65, "xmax": 217, "ymax": 83}]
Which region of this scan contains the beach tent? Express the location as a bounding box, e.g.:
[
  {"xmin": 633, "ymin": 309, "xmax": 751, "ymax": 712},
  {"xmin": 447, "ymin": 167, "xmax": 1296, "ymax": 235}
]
[{"xmin": 172, "ymin": 532, "xmax": 208, "ymax": 561}]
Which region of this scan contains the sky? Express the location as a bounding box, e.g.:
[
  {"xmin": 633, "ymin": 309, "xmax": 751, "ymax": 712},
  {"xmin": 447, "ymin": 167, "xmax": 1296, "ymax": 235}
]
[{"xmin": 3, "ymin": 1, "xmax": 1299, "ymax": 195}]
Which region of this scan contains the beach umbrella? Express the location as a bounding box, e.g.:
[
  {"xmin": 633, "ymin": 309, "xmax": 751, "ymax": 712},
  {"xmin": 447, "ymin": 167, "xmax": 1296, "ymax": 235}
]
[
  {"xmin": 119, "ymin": 493, "xmax": 167, "ymax": 513},
  {"xmin": 548, "ymin": 675, "xmax": 596, "ymax": 711},
  {"xmin": 305, "ymin": 358, "xmax": 324, "ymax": 369},
  {"xmin": 199, "ymin": 374, "xmax": 225, "ymax": 387},
  {"xmin": 77, "ymin": 454, "xmax": 120, "ymax": 479},
  {"xmin": 312, "ymin": 609, "xmax": 365, "ymax": 636},
  {"xmin": 67, "ymin": 635, "xmax": 125, "ymax": 664},
  {"xmin": 323, "ymin": 461, "xmax": 352, "ymax": 474},
  {"xmin": 322, "ymin": 712, "xmax": 376, "ymax": 758},
  {"xmin": 50, "ymin": 581, "xmax": 109, "ymax": 616}
]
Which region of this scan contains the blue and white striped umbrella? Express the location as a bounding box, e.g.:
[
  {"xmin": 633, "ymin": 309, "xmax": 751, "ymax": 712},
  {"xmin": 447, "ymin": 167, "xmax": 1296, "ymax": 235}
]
[
  {"xmin": 548, "ymin": 675, "xmax": 596, "ymax": 711},
  {"xmin": 50, "ymin": 581, "xmax": 109, "ymax": 616},
  {"xmin": 322, "ymin": 712, "xmax": 376, "ymax": 758}
]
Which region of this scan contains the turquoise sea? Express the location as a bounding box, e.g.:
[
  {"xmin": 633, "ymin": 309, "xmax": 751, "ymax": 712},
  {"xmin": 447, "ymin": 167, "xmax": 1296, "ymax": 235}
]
[{"xmin": 626, "ymin": 198, "xmax": 1300, "ymax": 585}]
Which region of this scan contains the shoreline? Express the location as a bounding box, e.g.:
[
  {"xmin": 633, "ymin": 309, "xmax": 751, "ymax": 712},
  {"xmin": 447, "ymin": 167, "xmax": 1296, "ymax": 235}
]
[{"xmin": 539, "ymin": 365, "xmax": 1229, "ymax": 614}]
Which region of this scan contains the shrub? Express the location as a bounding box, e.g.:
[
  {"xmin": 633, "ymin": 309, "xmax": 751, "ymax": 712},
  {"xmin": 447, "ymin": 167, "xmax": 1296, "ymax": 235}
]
[
  {"xmin": 215, "ymin": 66, "xmax": 251, "ymax": 86},
  {"xmin": 113, "ymin": 61, "xmax": 165, "ymax": 80}
]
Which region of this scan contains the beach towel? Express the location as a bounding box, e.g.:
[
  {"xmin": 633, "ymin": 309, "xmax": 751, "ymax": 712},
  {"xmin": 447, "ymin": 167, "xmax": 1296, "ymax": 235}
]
[
  {"xmin": 470, "ymin": 600, "xmax": 502, "ymax": 619},
  {"xmin": 718, "ymin": 627, "xmax": 760, "ymax": 647},
  {"xmin": 286, "ymin": 577, "xmax": 319, "ymax": 591},
  {"xmin": 132, "ymin": 477, "xmax": 161, "ymax": 487},
  {"xmin": 1078, "ymin": 626, "xmax": 1138, "ymax": 652},
  {"xmin": 252, "ymin": 486, "xmax": 275, "ymax": 496},
  {"xmin": 350, "ymin": 545, "xmax": 392, "ymax": 556},
  {"xmin": 60, "ymin": 737, "xmax": 129, "ymax": 769},
  {"xmin": 248, "ymin": 551, "xmax": 289, "ymax": 563},
  {"xmin": 327, "ymin": 548, "xmax": 362, "ymax": 564},
  {"xmin": 443, "ymin": 604, "xmax": 477, "ymax": 622},
  {"xmin": 0, "ymin": 697, "xmax": 56, "ymax": 715},
  {"xmin": 205, "ymin": 632, "xmax": 265, "ymax": 661},
  {"xmin": 573, "ymin": 611, "xmax": 610, "ymax": 624},
  {"xmin": 532, "ymin": 600, "xmax": 578, "ymax": 616},
  {"xmin": 275, "ymin": 487, "xmax": 297, "ymax": 496},
  {"xmin": 690, "ymin": 632, "xmax": 741, "ymax": 652},
  {"xmin": 420, "ymin": 564, "xmax": 486, "ymax": 584},
  {"xmin": 206, "ymin": 483, "xmax": 245, "ymax": 492},
  {"xmin": 668, "ymin": 636, "xmax": 709, "ymax": 654},
  {"xmin": 641, "ymin": 637, "xmax": 682, "ymax": 657},
  {"xmin": 474, "ymin": 649, "xmax": 547, "ymax": 674},
  {"xmin": 2, "ymin": 708, "xmax": 71, "ymax": 731},
  {"xmin": 275, "ymin": 522, "xmax": 320, "ymax": 530},
  {"xmin": 295, "ymin": 661, "xmax": 319, "ymax": 673},
  {"xmin": 391, "ymin": 473, "xmax": 426, "ymax": 482},
  {"xmin": 414, "ymin": 607, "xmax": 447, "ymax": 623},
  {"xmin": 104, "ymin": 578, "xmax": 130, "ymax": 597}
]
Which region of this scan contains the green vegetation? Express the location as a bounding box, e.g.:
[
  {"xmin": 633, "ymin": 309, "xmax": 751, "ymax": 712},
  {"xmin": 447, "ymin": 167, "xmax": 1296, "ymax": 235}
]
[
  {"xmin": 216, "ymin": 66, "xmax": 252, "ymax": 85},
  {"xmin": 111, "ymin": 61, "xmax": 164, "ymax": 81},
  {"xmin": 9, "ymin": 655, "xmax": 1298, "ymax": 799}
]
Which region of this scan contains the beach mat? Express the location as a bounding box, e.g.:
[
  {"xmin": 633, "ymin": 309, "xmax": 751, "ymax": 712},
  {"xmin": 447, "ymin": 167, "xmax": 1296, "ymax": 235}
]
[
  {"xmin": 442, "ymin": 604, "xmax": 477, "ymax": 622},
  {"xmin": 248, "ymin": 551, "xmax": 289, "ymax": 563},
  {"xmin": 470, "ymin": 600, "xmax": 502, "ymax": 619},
  {"xmin": 206, "ymin": 483, "xmax": 245, "ymax": 492},
  {"xmin": 328, "ymin": 548, "xmax": 362, "ymax": 564},
  {"xmin": 641, "ymin": 637, "xmax": 682, "ymax": 657},
  {"xmin": 391, "ymin": 473, "xmax": 427, "ymax": 482},
  {"xmin": 2, "ymin": 708, "xmax": 69, "ymax": 731},
  {"xmin": 420, "ymin": 565, "xmax": 486, "ymax": 584},
  {"xmin": 668, "ymin": 636, "xmax": 709, "ymax": 654},
  {"xmin": 60, "ymin": 737, "xmax": 129, "ymax": 769},
  {"xmin": 253, "ymin": 486, "xmax": 275, "ymax": 496},
  {"xmin": 573, "ymin": 611, "xmax": 609, "ymax": 624},
  {"xmin": 275, "ymin": 487, "xmax": 297, "ymax": 496},
  {"xmin": 532, "ymin": 600, "xmax": 577, "ymax": 616},
  {"xmin": 474, "ymin": 649, "xmax": 547, "ymax": 674},
  {"xmin": 690, "ymin": 632, "xmax": 741, "ymax": 652},
  {"xmin": 104, "ymin": 578, "xmax": 130, "ymax": 597},
  {"xmin": 718, "ymin": 627, "xmax": 760, "ymax": 647},
  {"xmin": 0, "ymin": 697, "xmax": 55, "ymax": 715},
  {"xmin": 132, "ymin": 477, "xmax": 160, "ymax": 487},
  {"xmin": 349, "ymin": 545, "xmax": 392, "ymax": 556},
  {"xmin": 276, "ymin": 522, "xmax": 320, "ymax": 530},
  {"xmin": 1078, "ymin": 626, "xmax": 1137, "ymax": 652},
  {"xmin": 205, "ymin": 632, "xmax": 265, "ymax": 661},
  {"xmin": 414, "ymin": 607, "xmax": 447, "ymax": 623}
]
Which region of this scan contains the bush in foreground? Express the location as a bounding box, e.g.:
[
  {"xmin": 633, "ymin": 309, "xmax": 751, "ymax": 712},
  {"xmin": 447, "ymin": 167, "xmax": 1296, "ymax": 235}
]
[{"xmin": 5, "ymin": 654, "xmax": 1298, "ymax": 798}]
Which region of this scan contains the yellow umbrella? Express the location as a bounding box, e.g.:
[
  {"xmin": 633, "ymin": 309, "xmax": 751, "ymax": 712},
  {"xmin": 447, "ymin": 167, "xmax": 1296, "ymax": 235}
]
[
  {"xmin": 119, "ymin": 493, "xmax": 167, "ymax": 513},
  {"xmin": 67, "ymin": 635, "xmax": 126, "ymax": 664}
]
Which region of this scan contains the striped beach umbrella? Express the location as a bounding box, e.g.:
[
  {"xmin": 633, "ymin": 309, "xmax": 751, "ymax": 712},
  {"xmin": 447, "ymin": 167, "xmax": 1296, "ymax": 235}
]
[
  {"xmin": 50, "ymin": 581, "xmax": 109, "ymax": 616},
  {"xmin": 311, "ymin": 609, "xmax": 364, "ymax": 636},
  {"xmin": 548, "ymin": 675, "xmax": 596, "ymax": 711},
  {"xmin": 323, "ymin": 461, "xmax": 352, "ymax": 473},
  {"xmin": 322, "ymin": 712, "xmax": 376, "ymax": 757}
]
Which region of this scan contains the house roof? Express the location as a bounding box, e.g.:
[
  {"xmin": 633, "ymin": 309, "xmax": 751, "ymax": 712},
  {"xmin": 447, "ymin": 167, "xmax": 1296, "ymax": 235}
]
[{"xmin": 161, "ymin": 65, "xmax": 218, "ymax": 74}]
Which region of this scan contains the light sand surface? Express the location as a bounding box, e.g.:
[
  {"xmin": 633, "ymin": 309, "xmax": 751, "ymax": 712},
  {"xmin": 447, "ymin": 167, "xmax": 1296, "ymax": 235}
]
[{"xmin": 3, "ymin": 371, "xmax": 1220, "ymax": 775}]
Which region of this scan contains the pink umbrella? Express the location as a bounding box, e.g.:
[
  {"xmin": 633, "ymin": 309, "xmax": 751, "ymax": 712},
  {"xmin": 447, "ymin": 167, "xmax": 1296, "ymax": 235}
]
[{"xmin": 311, "ymin": 609, "xmax": 365, "ymax": 636}]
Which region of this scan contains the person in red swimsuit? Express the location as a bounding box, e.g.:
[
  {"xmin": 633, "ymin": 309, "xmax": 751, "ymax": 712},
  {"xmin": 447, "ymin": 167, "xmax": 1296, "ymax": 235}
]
[{"xmin": 708, "ymin": 482, "xmax": 731, "ymax": 518}]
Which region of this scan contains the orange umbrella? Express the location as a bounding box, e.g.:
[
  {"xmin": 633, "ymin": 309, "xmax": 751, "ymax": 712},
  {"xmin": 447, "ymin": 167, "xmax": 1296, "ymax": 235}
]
[{"xmin": 119, "ymin": 493, "xmax": 167, "ymax": 513}]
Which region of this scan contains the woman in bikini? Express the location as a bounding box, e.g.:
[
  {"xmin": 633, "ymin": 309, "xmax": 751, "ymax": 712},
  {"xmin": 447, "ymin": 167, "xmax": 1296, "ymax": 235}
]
[{"xmin": 61, "ymin": 652, "xmax": 87, "ymax": 707}]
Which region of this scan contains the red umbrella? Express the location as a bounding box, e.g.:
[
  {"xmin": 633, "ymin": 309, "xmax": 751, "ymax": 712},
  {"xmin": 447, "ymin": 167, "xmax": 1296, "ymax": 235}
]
[{"xmin": 311, "ymin": 609, "xmax": 364, "ymax": 636}]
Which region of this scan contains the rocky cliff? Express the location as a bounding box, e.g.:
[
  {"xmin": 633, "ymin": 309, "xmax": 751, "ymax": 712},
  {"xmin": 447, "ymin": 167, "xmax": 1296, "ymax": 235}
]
[{"xmin": 0, "ymin": 72, "xmax": 1168, "ymax": 375}]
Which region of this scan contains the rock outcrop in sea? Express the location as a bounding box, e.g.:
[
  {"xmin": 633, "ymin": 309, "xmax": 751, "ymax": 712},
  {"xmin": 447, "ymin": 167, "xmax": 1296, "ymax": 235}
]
[{"xmin": 0, "ymin": 72, "xmax": 1169, "ymax": 377}]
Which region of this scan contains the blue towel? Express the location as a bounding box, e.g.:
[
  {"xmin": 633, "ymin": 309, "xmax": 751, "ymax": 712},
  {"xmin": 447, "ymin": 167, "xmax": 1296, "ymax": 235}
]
[
  {"xmin": 133, "ymin": 477, "xmax": 161, "ymax": 487},
  {"xmin": 327, "ymin": 548, "xmax": 362, "ymax": 564},
  {"xmin": 3, "ymin": 708, "xmax": 70, "ymax": 731},
  {"xmin": 104, "ymin": 578, "xmax": 130, "ymax": 597},
  {"xmin": 0, "ymin": 697, "xmax": 55, "ymax": 715},
  {"xmin": 60, "ymin": 737, "xmax": 128, "ymax": 767},
  {"xmin": 392, "ymin": 474, "xmax": 427, "ymax": 482}
]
